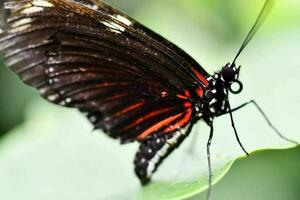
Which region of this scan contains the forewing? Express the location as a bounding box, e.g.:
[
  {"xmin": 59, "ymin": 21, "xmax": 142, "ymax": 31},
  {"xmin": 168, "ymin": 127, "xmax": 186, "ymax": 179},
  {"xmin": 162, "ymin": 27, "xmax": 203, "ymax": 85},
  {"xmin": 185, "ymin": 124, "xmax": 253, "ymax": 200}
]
[{"xmin": 0, "ymin": 0, "xmax": 206, "ymax": 142}]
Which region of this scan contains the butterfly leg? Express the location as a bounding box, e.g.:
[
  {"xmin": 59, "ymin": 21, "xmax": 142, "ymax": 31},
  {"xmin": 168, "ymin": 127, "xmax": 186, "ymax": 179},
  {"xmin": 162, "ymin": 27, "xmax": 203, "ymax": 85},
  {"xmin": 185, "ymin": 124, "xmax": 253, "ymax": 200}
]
[
  {"xmin": 227, "ymin": 98, "xmax": 250, "ymax": 156},
  {"xmin": 206, "ymin": 122, "xmax": 214, "ymax": 200},
  {"xmin": 227, "ymin": 100, "xmax": 298, "ymax": 145}
]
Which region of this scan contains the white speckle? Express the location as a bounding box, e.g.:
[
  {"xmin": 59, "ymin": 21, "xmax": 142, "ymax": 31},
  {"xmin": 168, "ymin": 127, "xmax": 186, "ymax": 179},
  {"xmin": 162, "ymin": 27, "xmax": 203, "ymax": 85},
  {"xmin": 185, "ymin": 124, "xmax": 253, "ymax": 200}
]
[
  {"xmin": 22, "ymin": 6, "xmax": 44, "ymax": 14},
  {"xmin": 221, "ymin": 100, "xmax": 226, "ymax": 110},
  {"xmin": 210, "ymin": 107, "xmax": 216, "ymax": 113},
  {"xmin": 209, "ymin": 98, "xmax": 217, "ymax": 105},
  {"xmin": 166, "ymin": 132, "xmax": 181, "ymax": 145},
  {"xmin": 65, "ymin": 98, "xmax": 72, "ymax": 103},
  {"xmin": 207, "ymin": 77, "xmax": 213, "ymax": 81},
  {"xmin": 221, "ymin": 75, "xmax": 225, "ymax": 82},
  {"xmin": 59, "ymin": 101, "xmax": 66, "ymax": 106},
  {"xmin": 48, "ymin": 67, "xmax": 54, "ymax": 73},
  {"xmin": 82, "ymin": 3, "xmax": 98, "ymax": 10},
  {"xmin": 214, "ymin": 74, "xmax": 219, "ymax": 79},
  {"xmin": 0, "ymin": 28, "xmax": 3, "ymax": 34},
  {"xmin": 90, "ymin": 115, "xmax": 97, "ymax": 123},
  {"xmin": 39, "ymin": 87, "xmax": 47, "ymax": 94},
  {"xmin": 47, "ymin": 94, "xmax": 59, "ymax": 101},
  {"xmin": 32, "ymin": 0, "xmax": 53, "ymax": 7},
  {"xmin": 11, "ymin": 18, "xmax": 32, "ymax": 28},
  {"xmin": 196, "ymin": 112, "xmax": 203, "ymax": 117},
  {"xmin": 92, "ymin": 5, "xmax": 98, "ymax": 10},
  {"xmin": 211, "ymin": 89, "xmax": 217, "ymax": 94},
  {"xmin": 115, "ymin": 15, "xmax": 132, "ymax": 26}
]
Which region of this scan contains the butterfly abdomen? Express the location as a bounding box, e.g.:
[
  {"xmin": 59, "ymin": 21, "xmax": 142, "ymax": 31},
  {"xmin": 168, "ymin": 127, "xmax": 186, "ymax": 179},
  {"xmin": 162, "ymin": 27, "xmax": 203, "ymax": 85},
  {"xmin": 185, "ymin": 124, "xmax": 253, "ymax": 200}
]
[{"xmin": 134, "ymin": 125, "xmax": 193, "ymax": 184}]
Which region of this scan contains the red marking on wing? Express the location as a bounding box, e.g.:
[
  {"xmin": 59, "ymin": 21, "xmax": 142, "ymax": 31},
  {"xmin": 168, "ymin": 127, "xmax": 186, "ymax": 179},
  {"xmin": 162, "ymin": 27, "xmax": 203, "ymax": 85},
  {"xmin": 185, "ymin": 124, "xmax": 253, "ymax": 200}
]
[
  {"xmin": 137, "ymin": 112, "xmax": 183, "ymax": 140},
  {"xmin": 177, "ymin": 94, "xmax": 188, "ymax": 100},
  {"xmin": 106, "ymin": 92, "xmax": 130, "ymax": 101},
  {"xmin": 163, "ymin": 109, "xmax": 192, "ymax": 133},
  {"xmin": 191, "ymin": 67, "xmax": 209, "ymax": 87},
  {"xmin": 114, "ymin": 101, "xmax": 145, "ymax": 117},
  {"xmin": 125, "ymin": 107, "xmax": 173, "ymax": 131},
  {"xmin": 185, "ymin": 90, "xmax": 191, "ymax": 97},
  {"xmin": 177, "ymin": 90, "xmax": 191, "ymax": 100},
  {"xmin": 195, "ymin": 87, "xmax": 204, "ymax": 97},
  {"xmin": 184, "ymin": 102, "xmax": 192, "ymax": 108}
]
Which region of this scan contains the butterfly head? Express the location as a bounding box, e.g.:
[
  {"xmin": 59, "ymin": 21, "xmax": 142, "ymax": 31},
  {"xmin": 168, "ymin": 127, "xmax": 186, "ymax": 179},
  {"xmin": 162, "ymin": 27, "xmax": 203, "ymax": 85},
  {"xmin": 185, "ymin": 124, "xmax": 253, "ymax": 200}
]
[{"xmin": 221, "ymin": 63, "xmax": 243, "ymax": 94}]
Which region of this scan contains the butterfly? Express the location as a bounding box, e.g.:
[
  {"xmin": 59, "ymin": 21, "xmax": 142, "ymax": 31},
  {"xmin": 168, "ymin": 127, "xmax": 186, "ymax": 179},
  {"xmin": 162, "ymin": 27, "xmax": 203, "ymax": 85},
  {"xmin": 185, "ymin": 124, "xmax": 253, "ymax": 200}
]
[{"xmin": 0, "ymin": 0, "xmax": 297, "ymax": 199}]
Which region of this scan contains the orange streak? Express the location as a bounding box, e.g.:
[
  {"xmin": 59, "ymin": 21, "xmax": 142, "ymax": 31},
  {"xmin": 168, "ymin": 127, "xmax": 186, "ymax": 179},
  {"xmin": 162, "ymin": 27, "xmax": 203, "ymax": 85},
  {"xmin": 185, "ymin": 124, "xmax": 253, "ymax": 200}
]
[
  {"xmin": 184, "ymin": 102, "xmax": 192, "ymax": 108},
  {"xmin": 195, "ymin": 87, "xmax": 204, "ymax": 97},
  {"xmin": 114, "ymin": 101, "xmax": 145, "ymax": 117},
  {"xmin": 185, "ymin": 90, "xmax": 191, "ymax": 97},
  {"xmin": 137, "ymin": 113, "xmax": 183, "ymax": 140},
  {"xmin": 177, "ymin": 90, "xmax": 191, "ymax": 100},
  {"xmin": 177, "ymin": 94, "xmax": 188, "ymax": 100},
  {"xmin": 125, "ymin": 107, "xmax": 173, "ymax": 130},
  {"xmin": 191, "ymin": 67, "xmax": 209, "ymax": 87},
  {"xmin": 164, "ymin": 109, "xmax": 192, "ymax": 133}
]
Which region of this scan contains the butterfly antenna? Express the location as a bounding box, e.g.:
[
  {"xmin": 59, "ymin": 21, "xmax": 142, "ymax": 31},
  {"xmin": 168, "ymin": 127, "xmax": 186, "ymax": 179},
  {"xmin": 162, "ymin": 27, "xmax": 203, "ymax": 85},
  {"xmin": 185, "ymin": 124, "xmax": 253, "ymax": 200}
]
[{"xmin": 231, "ymin": 0, "xmax": 274, "ymax": 66}]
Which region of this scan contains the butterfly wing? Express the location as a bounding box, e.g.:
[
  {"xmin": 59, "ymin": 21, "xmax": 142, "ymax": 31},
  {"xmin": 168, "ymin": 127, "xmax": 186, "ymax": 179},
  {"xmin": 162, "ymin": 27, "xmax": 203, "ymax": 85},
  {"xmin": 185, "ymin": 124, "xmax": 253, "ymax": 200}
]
[{"xmin": 0, "ymin": 0, "xmax": 208, "ymax": 143}]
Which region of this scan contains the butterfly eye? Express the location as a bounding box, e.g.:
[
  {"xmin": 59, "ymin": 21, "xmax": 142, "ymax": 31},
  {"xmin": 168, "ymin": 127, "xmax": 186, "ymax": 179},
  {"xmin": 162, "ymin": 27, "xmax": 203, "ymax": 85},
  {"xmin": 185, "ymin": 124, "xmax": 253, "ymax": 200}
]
[{"xmin": 221, "ymin": 66, "xmax": 236, "ymax": 83}]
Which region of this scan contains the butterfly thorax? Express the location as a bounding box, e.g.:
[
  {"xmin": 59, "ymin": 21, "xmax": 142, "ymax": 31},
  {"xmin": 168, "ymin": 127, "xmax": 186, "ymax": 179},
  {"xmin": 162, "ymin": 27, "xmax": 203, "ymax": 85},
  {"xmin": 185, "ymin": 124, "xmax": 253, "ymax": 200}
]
[{"xmin": 196, "ymin": 64, "xmax": 242, "ymax": 122}]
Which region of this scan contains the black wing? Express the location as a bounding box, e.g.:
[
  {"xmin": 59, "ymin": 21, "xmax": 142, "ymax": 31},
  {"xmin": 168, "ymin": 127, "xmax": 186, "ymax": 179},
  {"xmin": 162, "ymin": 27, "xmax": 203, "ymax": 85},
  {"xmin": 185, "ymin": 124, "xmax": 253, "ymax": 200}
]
[{"xmin": 0, "ymin": 0, "xmax": 209, "ymax": 143}]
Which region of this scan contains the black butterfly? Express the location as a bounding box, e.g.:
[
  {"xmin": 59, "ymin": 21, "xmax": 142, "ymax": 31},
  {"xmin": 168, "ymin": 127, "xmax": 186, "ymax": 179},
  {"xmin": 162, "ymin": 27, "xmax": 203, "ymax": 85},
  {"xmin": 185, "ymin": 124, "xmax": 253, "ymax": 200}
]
[{"xmin": 0, "ymin": 0, "xmax": 297, "ymax": 199}]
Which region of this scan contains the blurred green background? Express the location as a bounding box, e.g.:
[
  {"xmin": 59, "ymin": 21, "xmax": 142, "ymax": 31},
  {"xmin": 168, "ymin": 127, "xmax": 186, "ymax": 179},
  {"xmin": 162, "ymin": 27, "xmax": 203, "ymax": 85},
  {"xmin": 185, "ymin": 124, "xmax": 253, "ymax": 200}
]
[{"xmin": 0, "ymin": 0, "xmax": 299, "ymax": 199}]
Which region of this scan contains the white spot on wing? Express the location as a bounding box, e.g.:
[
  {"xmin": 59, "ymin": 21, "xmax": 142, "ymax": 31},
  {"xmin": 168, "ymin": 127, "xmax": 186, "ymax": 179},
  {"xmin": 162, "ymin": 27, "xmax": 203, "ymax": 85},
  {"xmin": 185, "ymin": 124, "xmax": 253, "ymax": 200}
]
[
  {"xmin": 22, "ymin": 6, "xmax": 44, "ymax": 14},
  {"xmin": 115, "ymin": 15, "xmax": 132, "ymax": 26},
  {"xmin": 65, "ymin": 98, "xmax": 72, "ymax": 103},
  {"xmin": 90, "ymin": 115, "xmax": 97, "ymax": 123},
  {"xmin": 102, "ymin": 21, "xmax": 125, "ymax": 34},
  {"xmin": 47, "ymin": 94, "xmax": 59, "ymax": 101},
  {"xmin": 9, "ymin": 24, "xmax": 31, "ymax": 33},
  {"xmin": 32, "ymin": 0, "xmax": 53, "ymax": 7},
  {"xmin": 48, "ymin": 67, "xmax": 54, "ymax": 73},
  {"xmin": 21, "ymin": 0, "xmax": 53, "ymax": 14},
  {"xmin": 11, "ymin": 18, "xmax": 32, "ymax": 28}
]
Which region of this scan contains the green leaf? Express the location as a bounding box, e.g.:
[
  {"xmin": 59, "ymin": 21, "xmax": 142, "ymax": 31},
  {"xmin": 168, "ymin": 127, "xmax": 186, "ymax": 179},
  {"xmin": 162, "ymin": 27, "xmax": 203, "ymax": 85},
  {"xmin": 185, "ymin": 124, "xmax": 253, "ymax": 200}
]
[{"xmin": 0, "ymin": 99, "xmax": 298, "ymax": 200}]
